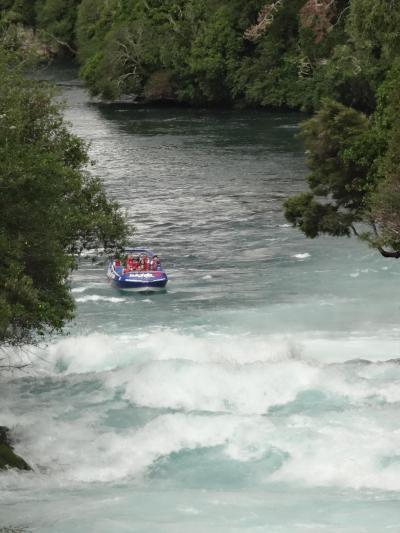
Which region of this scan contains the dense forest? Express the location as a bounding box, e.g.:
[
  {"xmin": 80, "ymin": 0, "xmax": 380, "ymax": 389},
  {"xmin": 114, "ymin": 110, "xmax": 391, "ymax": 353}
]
[
  {"xmin": 0, "ymin": 0, "xmax": 370, "ymax": 109},
  {"xmin": 1, "ymin": 0, "xmax": 400, "ymax": 346}
]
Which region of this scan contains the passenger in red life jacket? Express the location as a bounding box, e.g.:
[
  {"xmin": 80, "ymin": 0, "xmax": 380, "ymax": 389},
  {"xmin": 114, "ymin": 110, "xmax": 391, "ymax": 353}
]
[
  {"xmin": 141, "ymin": 255, "xmax": 150, "ymax": 271},
  {"xmin": 126, "ymin": 255, "xmax": 135, "ymax": 271},
  {"xmin": 150, "ymin": 255, "xmax": 160, "ymax": 271}
]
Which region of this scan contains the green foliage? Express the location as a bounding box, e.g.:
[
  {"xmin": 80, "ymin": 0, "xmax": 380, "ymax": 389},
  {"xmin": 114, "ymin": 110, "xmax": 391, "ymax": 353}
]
[
  {"xmin": 77, "ymin": 0, "xmax": 159, "ymax": 99},
  {"xmin": 76, "ymin": 0, "xmax": 349, "ymax": 106},
  {"xmin": 284, "ymin": 87, "xmax": 400, "ymax": 255},
  {"xmin": 284, "ymin": 2, "xmax": 400, "ymax": 257},
  {"xmin": 0, "ymin": 49, "xmax": 128, "ymax": 346},
  {"xmin": 0, "ymin": 0, "xmax": 363, "ymax": 109},
  {"xmin": 0, "ymin": 442, "xmax": 31, "ymax": 470},
  {"xmin": 347, "ymin": 0, "xmax": 400, "ymax": 66},
  {"xmin": 366, "ymin": 61, "xmax": 400, "ymax": 253},
  {"xmin": 176, "ymin": 4, "xmax": 242, "ymax": 104},
  {"xmin": 234, "ymin": 0, "xmax": 307, "ymax": 108},
  {"xmin": 2, "ymin": 0, "xmax": 398, "ymax": 111},
  {"xmin": 0, "ymin": 0, "xmax": 80, "ymax": 53},
  {"xmin": 302, "ymin": 100, "xmax": 379, "ymax": 207},
  {"xmin": 284, "ymin": 193, "xmax": 354, "ymax": 238},
  {"xmin": 308, "ymin": 44, "xmax": 376, "ymax": 113},
  {"xmin": 76, "ymin": 0, "xmax": 120, "ymax": 63},
  {"xmin": 283, "ymin": 99, "xmax": 380, "ymax": 238},
  {"xmin": 0, "ymin": 427, "xmax": 31, "ymax": 470},
  {"xmin": 0, "ymin": 0, "xmax": 35, "ymax": 25},
  {"xmin": 35, "ymin": 0, "xmax": 81, "ymax": 46}
]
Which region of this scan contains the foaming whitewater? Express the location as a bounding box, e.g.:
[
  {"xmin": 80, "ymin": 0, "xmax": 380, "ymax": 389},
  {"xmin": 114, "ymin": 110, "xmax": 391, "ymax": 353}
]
[
  {"xmin": 74, "ymin": 295, "xmax": 127, "ymax": 303},
  {"xmin": 4, "ymin": 333, "xmax": 400, "ymax": 490},
  {"xmin": 2, "ymin": 65, "xmax": 400, "ymax": 532}
]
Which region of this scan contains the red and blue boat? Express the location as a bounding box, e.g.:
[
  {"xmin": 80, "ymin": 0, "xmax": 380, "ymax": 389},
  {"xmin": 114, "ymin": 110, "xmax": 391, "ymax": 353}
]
[{"xmin": 107, "ymin": 248, "xmax": 168, "ymax": 291}]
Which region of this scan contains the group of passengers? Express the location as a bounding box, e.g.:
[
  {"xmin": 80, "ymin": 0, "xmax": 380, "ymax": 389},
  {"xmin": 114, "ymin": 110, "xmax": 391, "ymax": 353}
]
[{"xmin": 115, "ymin": 254, "xmax": 161, "ymax": 272}]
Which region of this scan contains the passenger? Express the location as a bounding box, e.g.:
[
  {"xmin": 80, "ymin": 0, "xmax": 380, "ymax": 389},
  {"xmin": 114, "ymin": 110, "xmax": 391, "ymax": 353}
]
[
  {"xmin": 131, "ymin": 256, "xmax": 140, "ymax": 270},
  {"xmin": 141, "ymin": 255, "xmax": 150, "ymax": 271},
  {"xmin": 150, "ymin": 255, "xmax": 160, "ymax": 271},
  {"xmin": 126, "ymin": 255, "xmax": 135, "ymax": 271}
]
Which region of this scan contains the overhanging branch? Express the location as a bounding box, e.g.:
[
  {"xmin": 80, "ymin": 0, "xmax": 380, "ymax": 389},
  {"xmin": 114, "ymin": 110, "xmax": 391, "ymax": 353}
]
[{"xmin": 378, "ymin": 247, "xmax": 400, "ymax": 258}]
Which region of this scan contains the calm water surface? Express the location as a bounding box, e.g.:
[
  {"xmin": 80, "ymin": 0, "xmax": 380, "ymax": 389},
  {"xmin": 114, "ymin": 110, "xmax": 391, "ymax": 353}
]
[{"xmin": 1, "ymin": 67, "xmax": 400, "ymax": 532}]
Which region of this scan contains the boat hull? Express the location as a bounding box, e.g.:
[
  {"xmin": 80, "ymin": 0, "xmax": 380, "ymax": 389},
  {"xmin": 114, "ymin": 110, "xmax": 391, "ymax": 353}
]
[{"xmin": 107, "ymin": 267, "xmax": 168, "ymax": 291}]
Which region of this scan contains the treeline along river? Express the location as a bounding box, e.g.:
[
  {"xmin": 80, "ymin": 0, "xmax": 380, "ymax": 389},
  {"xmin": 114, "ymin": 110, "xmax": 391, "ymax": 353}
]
[{"xmin": 2, "ymin": 65, "xmax": 400, "ymax": 532}]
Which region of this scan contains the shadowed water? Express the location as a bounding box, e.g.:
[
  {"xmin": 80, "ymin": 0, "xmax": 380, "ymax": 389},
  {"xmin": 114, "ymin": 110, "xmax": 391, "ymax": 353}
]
[{"xmin": 1, "ymin": 65, "xmax": 400, "ymax": 532}]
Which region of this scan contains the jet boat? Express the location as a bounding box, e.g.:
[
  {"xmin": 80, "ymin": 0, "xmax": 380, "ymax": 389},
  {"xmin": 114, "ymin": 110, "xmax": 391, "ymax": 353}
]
[{"xmin": 107, "ymin": 248, "xmax": 168, "ymax": 290}]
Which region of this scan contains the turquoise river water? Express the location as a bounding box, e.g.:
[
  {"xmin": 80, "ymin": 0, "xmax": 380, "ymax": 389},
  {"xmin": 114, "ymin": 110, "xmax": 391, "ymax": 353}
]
[{"xmin": 2, "ymin": 67, "xmax": 400, "ymax": 532}]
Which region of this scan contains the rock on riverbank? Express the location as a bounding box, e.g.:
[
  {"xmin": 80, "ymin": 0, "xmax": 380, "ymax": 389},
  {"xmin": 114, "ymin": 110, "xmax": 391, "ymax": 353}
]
[{"xmin": 0, "ymin": 427, "xmax": 31, "ymax": 471}]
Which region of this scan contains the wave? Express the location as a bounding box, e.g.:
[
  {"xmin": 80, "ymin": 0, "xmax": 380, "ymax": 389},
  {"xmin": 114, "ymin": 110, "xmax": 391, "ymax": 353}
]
[
  {"xmin": 6, "ymin": 329, "xmax": 400, "ymax": 417},
  {"xmin": 105, "ymin": 353, "xmax": 400, "ymax": 415},
  {"xmin": 0, "ymin": 411, "xmax": 272, "ymax": 483},
  {"xmin": 3, "ymin": 397, "xmax": 400, "ymax": 490},
  {"xmin": 71, "ymin": 286, "xmax": 88, "ymax": 293},
  {"xmin": 75, "ymin": 295, "xmax": 126, "ymax": 303},
  {"xmin": 17, "ymin": 330, "xmax": 306, "ymax": 376},
  {"xmin": 8, "ymin": 328, "xmax": 400, "ymax": 377},
  {"xmin": 3, "ymin": 330, "xmax": 400, "ymax": 490}
]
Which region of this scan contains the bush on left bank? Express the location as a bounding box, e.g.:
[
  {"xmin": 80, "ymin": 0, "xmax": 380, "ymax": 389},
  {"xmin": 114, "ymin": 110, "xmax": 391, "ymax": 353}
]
[{"xmin": 0, "ymin": 43, "xmax": 128, "ymax": 347}]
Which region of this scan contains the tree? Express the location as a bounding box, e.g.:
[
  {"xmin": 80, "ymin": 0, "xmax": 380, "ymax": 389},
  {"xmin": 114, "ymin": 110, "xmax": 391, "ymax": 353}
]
[
  {"xmin": 284, "ymin": 0, "xmax": 400, "ymax": 259},
  {"xmin": 0, "ymin": 0, "xmax": 36, "ymax": 25},
  {"xmin": 367, "ymin": 62, "xmax": 400, "ymax": 257},
  {"xmin": 284, "ymin": 94, "xmax": 400, "ymax": 258},
  {"xmin": 0, "ymin": 48, "xmax": 128, "ymax": 346},
  {"xmin": 33, "ymin": 0, "xmax": 81, "ymax": 54},
  {"xmin": 347, "ymin": 0, "xmax": 400, "ymax": 66},
  {"xmin": 299, "ymin": 0, "xmax": 337, "ymax": 44},
  {"xmin": 243, "ymin": 1, "xmax": 284, "ymax": 42}
]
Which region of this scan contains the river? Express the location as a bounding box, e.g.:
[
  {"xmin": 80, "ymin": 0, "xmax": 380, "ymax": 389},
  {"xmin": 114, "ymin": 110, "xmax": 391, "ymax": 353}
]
[{"xmin": 1, "ymin": 65, "xmax": 400, "ymax": 532}]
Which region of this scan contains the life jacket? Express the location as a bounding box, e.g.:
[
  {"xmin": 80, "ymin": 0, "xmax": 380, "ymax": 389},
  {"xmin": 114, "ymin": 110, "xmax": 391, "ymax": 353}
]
[
  {"xmin": 127, "ymin": 257, "xmax": 135, "ymax": 270},
  {"xmin": 142, "ymin": 256, "xmax": 150, "ymax": 270},
  {"xmin": 150, "ymin": 257, "xmax": 159, "ymax": 271}
]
